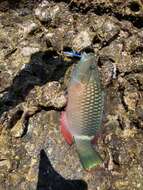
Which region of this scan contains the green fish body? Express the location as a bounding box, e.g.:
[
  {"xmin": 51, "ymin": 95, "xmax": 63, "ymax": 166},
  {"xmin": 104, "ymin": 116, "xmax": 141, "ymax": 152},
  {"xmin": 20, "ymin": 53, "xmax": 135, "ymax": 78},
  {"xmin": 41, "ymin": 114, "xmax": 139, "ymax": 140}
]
[{"xmin": 60, "ymin": 53, "xmax": 104, "ymax": 170}]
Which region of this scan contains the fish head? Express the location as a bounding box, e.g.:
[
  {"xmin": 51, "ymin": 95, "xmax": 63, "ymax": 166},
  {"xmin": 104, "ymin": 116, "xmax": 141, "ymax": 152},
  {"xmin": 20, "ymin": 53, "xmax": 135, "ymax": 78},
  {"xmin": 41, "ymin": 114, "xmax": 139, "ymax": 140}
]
[{"xmin": 71, "ymin": 53, "xmax": 99, "ymax": 84}]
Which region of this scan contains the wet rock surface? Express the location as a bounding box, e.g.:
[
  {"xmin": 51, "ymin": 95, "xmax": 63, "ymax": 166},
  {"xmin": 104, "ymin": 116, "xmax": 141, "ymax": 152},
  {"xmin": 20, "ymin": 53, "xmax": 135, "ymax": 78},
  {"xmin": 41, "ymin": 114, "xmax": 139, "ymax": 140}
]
[{"xmin": 0, "ymin": 0, "xmax": 143, "ymax": 190}]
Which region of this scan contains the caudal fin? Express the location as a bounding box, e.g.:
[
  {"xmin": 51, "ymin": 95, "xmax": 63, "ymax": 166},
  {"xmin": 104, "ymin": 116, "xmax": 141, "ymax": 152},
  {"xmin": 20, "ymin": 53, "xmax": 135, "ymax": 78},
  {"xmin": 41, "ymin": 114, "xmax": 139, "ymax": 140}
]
[{"xmin": 74, "ymin": 136, "xmax": 102, "ymax": 170}]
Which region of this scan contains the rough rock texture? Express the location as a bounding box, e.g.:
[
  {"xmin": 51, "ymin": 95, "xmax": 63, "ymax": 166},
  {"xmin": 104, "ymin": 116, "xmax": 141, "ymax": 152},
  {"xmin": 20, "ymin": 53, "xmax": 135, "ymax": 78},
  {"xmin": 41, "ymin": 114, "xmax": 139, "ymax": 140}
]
[{"xmin": 0, "ymin": 0, "xmax": 143, "ymax": 190}]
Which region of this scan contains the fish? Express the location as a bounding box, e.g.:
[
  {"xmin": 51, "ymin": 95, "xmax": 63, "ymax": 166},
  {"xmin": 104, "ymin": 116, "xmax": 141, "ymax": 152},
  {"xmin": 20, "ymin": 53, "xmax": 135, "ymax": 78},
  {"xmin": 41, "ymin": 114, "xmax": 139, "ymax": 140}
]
[{"xmin": 60, "ymin": 53, "xmax": 104, "ymax": 170}]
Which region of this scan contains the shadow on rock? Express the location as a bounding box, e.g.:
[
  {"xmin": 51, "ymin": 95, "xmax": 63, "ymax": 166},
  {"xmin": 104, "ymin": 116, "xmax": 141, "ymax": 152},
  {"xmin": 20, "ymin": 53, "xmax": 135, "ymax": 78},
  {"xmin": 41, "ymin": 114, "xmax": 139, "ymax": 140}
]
[
  {"xmin": 0, "ymin": 50, "xmax": 70, "ymax": 118},
  {"xmin": 37, "ymin": 149, "xmax": 88, "ymax": 190}
]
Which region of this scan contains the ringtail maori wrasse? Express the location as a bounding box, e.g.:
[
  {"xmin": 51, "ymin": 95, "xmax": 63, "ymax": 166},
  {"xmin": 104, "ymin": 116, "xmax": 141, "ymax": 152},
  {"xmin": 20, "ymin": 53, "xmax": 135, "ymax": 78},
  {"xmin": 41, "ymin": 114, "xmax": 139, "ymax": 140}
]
[{"xmin": 60, "ymin": 53, "xmax": 104, "ymax": 170}]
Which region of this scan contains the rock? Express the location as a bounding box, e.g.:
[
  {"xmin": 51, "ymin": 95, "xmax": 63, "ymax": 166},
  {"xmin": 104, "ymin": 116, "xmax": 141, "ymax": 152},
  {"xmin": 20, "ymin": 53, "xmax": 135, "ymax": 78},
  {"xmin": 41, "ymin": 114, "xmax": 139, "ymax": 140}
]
[
  {"xmin": 123, "ymin": 86, "xmax": 139, "ymax": 111},
  {"xmin": 100, "ymin": 58, "xmax": 117, "ymax": 87},
  {"xmin": 49, "ymin": 5, "xmax": 60, "ymax": 20},
  {"xmin": 0, "ymin": 71, "xmax": 11, "ymax": 92},
  {"xmin": 34, "ymin": 3, "xmax": 61, "ymax": 23},
  {"xmin": 1, "ymin": 81, "xmax": 66, "ymax": 138},
  {"xmin": 72, "ymin": 30, "xmax": 93, "ymax": 51},
  {"xmin": 71, "ymin": 0, "xmax": 143, "ymax": 18},
  {"xmin": 96, "ymin": 17, "xmax": 120, "ymax": 45},
  {"xmin": 10, "ymin": 117, "xmax": 25, "ymax": 138},
  {"xmin": 137, "ymin": 104, "xmax": 143, "ymax": 121},
  {"xmin": 25, "ymin": 81, "xmax": 67, "ymax": 109},
  {"xmin": 0, "ymin": 159, "xmax": 11, "ymax": 170},
  {"xmin": 126, "ymin": 73, "xmax": 143, "ymax": 91},
  {"xmin": 35, "ymin": 6, "xmax": 51, "ymax": 23},
  {"xmin": 0, "ymin": 1, "xmax": 9, "ymax": 12},
  {"xmin": 20, "ymin": 21, "xmax": 39, "ymax": 36},
  {"xmin": 21, "ymin": 47, "xmax": 40, "ymax": 57}
]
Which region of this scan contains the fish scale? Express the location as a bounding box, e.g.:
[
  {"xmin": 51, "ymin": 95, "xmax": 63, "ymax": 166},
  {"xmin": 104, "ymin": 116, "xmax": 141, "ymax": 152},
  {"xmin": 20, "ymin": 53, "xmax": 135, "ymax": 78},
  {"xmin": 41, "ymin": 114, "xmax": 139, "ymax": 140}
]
[
  {"xmin": 81, "ymin": 83, "xmax": 103, "ymax": 135},
  {"xmin": 67, "ymin": 80, "xmax": 103, "ymax": 137}
]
